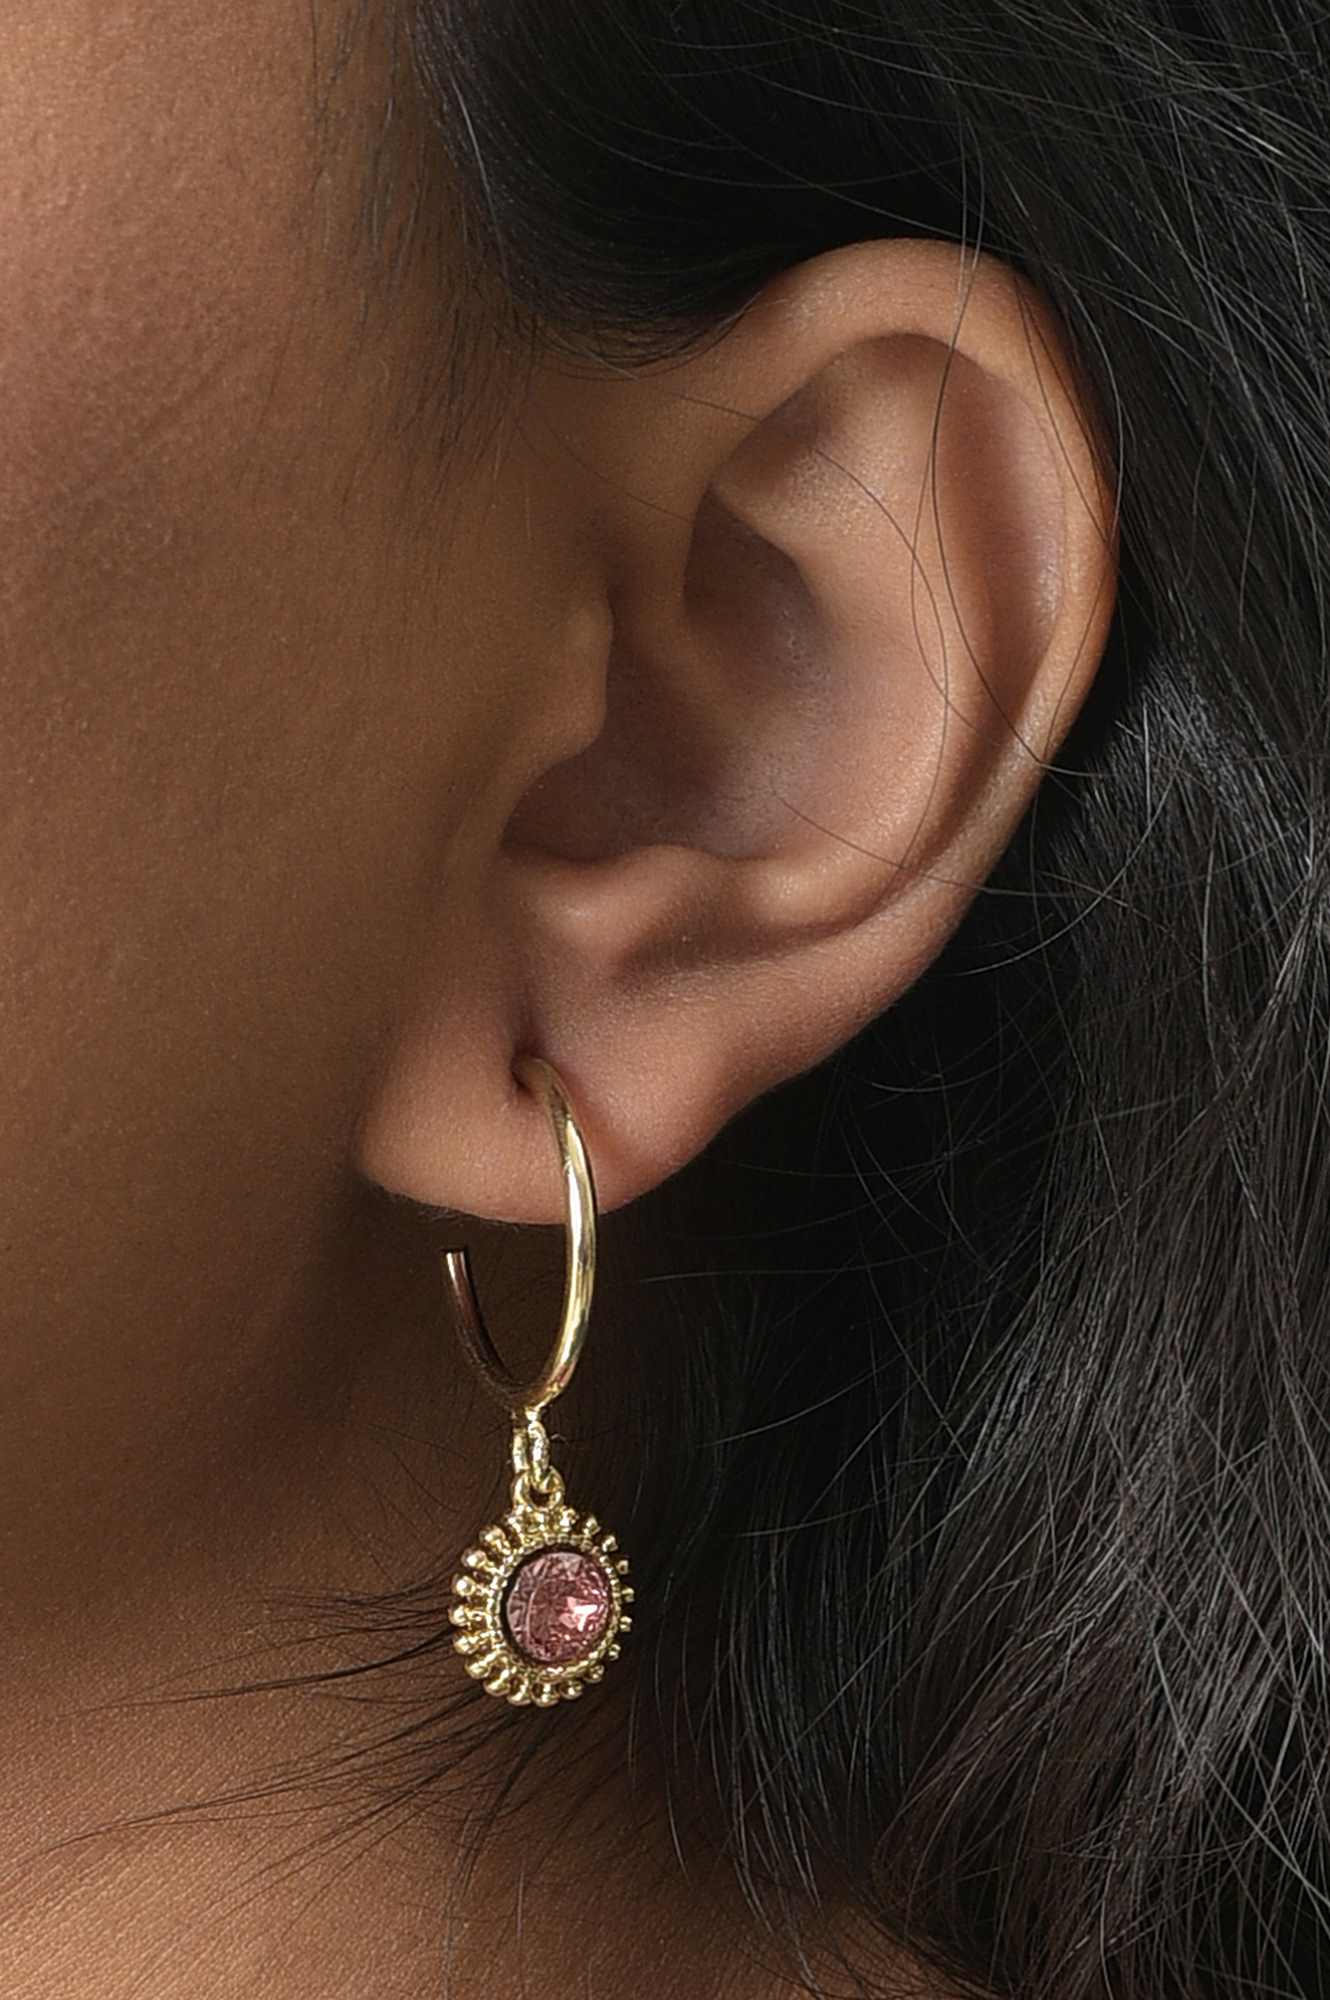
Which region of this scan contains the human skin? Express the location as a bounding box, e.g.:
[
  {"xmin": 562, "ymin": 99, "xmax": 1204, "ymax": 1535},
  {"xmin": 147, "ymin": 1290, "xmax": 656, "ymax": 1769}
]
[{"xmin": 0, "ymin": 2, "xmax": 1117, "ymax": 1994}]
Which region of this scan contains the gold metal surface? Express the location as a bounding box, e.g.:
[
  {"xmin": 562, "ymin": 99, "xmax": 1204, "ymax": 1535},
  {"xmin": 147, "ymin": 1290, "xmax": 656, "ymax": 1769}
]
[
  {"xmin": 442, "ymin": 1053, "xmax": 597, "ymax": 1419},
  {"xmin": 449, "ymin": 1408, "xmax": 634, "ymax": 1707},
  {"xmin": 442, "ymin": 1056, "xmax": 632, "ymax": 1707}
]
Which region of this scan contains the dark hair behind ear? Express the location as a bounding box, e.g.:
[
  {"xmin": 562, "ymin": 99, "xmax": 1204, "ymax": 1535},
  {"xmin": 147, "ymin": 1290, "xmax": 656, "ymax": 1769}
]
[{"xmin": 399, "ymin": 6, "xmax": 1330, "ymax": 1995}]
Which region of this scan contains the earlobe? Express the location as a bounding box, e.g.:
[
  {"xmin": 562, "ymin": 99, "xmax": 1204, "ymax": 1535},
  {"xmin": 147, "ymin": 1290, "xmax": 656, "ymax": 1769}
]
[{"xmin": 355, "ymin": 237, "xmax": 1119, "ymax": 1222}]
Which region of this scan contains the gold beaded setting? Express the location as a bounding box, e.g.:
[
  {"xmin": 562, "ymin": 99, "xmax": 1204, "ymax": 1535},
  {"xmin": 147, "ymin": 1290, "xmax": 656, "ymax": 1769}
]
[{"xmin": 449, "ymin": 1413, "xmax": 634, "ymax": 1707}]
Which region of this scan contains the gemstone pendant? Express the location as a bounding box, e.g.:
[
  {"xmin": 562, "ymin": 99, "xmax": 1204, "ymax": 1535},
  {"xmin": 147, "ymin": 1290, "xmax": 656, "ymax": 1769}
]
[{"xmin": 450, "ymin": 1416, "xmax": 633, "ymax": 1707}]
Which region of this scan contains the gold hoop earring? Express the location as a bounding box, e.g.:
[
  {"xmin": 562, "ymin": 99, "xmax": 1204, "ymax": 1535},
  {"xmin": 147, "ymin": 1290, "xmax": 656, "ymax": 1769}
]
[{"xmin": 441, "ymin": 1054, "xmax": 633, "ymax": 1709}]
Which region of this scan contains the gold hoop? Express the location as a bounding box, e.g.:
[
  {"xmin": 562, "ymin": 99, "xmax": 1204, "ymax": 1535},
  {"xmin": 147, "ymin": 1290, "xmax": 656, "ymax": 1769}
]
[
  {"xmin": 441, "ymin": 1054, "xmax": 597, "ymax": 1421},
  {"xmin": 443, "ymin": 1056, "xmax": 632, "ymax": 1709}
]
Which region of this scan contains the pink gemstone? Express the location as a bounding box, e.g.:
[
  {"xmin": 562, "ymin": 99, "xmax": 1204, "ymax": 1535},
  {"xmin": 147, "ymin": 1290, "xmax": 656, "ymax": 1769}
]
[{"xmin": 503, "ymin": 1549, "xmax": 612, "ymax": 1666}]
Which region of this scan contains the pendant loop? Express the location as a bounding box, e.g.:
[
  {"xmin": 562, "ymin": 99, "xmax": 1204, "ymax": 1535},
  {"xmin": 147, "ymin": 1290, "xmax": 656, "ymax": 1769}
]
[
  {"xmin": 441, "ymin": 1054, "xmax": 597, "ymax": 1420},
  {"xmin": 511, "ymin": 1409, "xmax": 561, "ymax": 1501}
]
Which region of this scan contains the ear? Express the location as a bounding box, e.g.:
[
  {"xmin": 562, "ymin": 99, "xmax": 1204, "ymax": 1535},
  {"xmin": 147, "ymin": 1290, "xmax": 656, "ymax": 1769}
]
[{"xmin": 355, "ymin": 237, "xmax": 1119, "ymax": 1224}]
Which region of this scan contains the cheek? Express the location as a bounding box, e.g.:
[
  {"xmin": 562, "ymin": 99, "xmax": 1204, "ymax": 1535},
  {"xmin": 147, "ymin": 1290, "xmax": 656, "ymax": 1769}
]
[
  {"xmin": 0, "ymin": 3, "xmax": 593, "ymax": 1268},
  {"xmin": 0, "ymin": 0, "xmax": 372, "ymax": 823},
  {"xmin": 0, "ymin": 4, "xmax": 455, "ymax": 1188},
  {"xmin": 0, "ymin": 2, "xmax": 328, "ymax": 567},
  {"xmin": 0, "ymin": 5, "xmax": 415, "ymax": 889},
  {"xmin": 0, "ymin": 3, "xmax": 602, "ymax": 1396}
]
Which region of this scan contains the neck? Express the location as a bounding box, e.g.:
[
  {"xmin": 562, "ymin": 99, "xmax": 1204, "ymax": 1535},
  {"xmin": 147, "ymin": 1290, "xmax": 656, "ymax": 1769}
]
[
  {"xmin": 0, "ymin": 1176, "xmax": 500, "ymax": 1993},
  {"xmin": 0, "ymin": 1177, "xmax": 749, "ymax": 1997},
  {"xmin": 0, "ymin": 1174, "xmax": 936, "ymax": 1998}
]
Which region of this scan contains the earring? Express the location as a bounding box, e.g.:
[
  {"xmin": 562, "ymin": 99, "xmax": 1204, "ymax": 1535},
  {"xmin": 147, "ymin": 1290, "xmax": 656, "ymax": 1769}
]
[{"xmin": 441, "ymin": 1054, "xmax": 633, "ymax": 1709}]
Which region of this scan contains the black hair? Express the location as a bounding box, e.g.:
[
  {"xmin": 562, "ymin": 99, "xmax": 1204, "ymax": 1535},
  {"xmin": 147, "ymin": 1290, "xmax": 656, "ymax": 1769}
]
[
  {"xmin": 386, "ymin": 5, "xmax": 1330, "ymax": 1996},
  {"xmin": 92, "ymin": 6, "xmax": 1330, "ymax": 1998}
]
